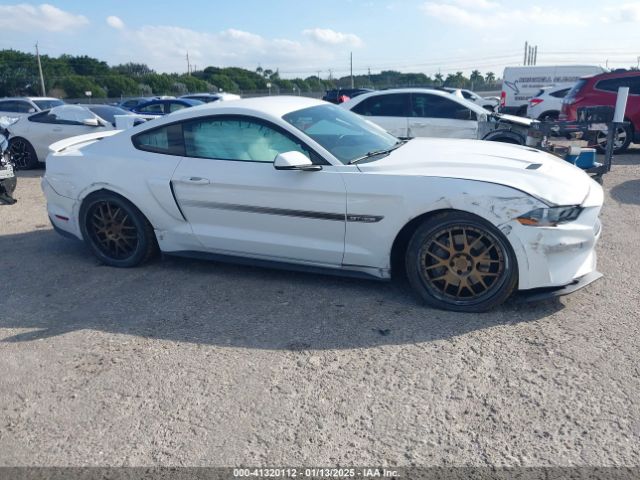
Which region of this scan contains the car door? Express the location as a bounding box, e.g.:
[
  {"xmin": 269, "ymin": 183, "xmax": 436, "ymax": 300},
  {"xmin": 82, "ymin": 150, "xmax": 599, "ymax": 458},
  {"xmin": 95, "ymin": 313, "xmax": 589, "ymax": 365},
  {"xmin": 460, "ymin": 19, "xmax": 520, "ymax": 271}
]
[
  {"xmin": 408, "ymin": 93, "xmax": 478, "ymax": 139},
  {"xmin": 170, "ymin": 115, "xmax": 347, "ymax": 266},
  {"xmin": 350, "ymin": 93, "xmax": 410, "ymax": 137}
]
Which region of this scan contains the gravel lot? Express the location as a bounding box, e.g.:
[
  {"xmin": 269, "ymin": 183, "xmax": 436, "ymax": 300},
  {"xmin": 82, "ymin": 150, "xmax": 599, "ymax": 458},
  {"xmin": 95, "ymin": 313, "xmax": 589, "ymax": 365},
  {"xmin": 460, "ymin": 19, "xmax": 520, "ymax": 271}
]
[{"xmin": 0, "ymin": 151, "xmax": 639, "ymax": 468}]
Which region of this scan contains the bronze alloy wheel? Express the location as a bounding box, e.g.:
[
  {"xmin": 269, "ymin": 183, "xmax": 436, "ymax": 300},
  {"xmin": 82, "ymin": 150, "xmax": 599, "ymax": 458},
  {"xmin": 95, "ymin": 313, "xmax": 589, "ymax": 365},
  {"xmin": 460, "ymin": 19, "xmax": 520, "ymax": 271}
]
[
  {"xmin": 418, "ymin": 225, "xmax": 505, "ymax": 302},
  {"xmin": 87, "ymin": 201, "xmax": 140, "ymax": 260}
]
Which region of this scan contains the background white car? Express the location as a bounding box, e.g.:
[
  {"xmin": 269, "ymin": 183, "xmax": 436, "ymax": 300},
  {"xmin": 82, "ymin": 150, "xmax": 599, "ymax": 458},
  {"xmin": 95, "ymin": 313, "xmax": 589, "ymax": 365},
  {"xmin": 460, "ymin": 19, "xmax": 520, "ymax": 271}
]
[
  {"xmin": 43, "ymin": 97, "xmax": 603, "ymax": 312},
  {"xmin": 526, "ymin": 85, "xmax": 571, "ymax": 121},
  {"xmin": 0, "ymin": 97, "xmax": 65, "ymax": 119},
  {"xmin": 341, "ymin": 88, "xmax": 489, "ymax": 139},
  {"xmin": 443, "ymin": 88, "xmax": 499, "ymax": 111},
  {"xmin": 8, "ymin": 105, "xmax": 113, "ymax": 169}
]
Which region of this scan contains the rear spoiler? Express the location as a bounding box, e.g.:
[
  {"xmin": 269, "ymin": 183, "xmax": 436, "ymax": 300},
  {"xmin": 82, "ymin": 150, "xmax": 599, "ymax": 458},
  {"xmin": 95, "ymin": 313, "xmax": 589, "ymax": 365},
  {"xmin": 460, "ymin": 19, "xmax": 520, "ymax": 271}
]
[{"xmin": 49, "ymin": 130, "xmax": 121, "ymax": 154}]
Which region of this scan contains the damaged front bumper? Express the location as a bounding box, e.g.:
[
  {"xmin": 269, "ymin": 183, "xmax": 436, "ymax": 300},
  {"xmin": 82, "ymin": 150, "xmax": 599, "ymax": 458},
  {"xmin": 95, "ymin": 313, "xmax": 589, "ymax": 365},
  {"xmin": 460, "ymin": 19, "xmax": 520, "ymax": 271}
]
[
  {"xmin": 515, "ymin": 270, "xmax": 603, "ymax": 303},
  {"xmin": 503, "ymin": 181, "xmax": 604, "ymax": 292}
]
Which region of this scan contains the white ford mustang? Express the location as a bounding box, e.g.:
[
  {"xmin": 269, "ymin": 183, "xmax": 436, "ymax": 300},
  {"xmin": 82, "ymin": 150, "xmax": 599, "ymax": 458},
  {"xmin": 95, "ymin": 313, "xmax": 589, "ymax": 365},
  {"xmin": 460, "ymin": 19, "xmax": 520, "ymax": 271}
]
[{"xmin": 43, "ymin": 96, "xmax": 603, "ymax": 312}]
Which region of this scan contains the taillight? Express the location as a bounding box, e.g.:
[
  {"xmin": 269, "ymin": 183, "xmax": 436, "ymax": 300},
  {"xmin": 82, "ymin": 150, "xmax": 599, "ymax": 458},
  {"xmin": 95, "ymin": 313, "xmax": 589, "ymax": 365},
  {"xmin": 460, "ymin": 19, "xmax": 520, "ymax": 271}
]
[
  {"xmin": 529, "ymin": 98, "xmax": 544, "ymax": 106},
  {"xmin": 500, "ymin": 91, "xmax": 506, "ymax": 107}
]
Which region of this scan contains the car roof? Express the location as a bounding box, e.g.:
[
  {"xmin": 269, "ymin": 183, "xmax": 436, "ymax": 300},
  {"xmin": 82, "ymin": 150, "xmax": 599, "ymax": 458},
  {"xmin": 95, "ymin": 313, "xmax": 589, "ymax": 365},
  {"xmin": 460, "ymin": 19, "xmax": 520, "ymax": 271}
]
[
  {"xmin": 0, "ymin": 97, "xmax": 60, "ymax": 102},
  {"xmin": 343, "ymin": 88, "xmax": 487, "ymax": 113},
  {"xmin": 165, "ymin": 95, "xmax": 325, "ymax": 120}
]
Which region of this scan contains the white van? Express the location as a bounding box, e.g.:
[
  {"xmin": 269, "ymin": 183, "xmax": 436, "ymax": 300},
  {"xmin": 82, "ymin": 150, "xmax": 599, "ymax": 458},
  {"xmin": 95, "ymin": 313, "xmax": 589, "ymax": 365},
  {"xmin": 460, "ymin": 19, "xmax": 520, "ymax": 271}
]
[{"xmin": 500, "ymin": 65, "xmax": 604, "ymax": 115}]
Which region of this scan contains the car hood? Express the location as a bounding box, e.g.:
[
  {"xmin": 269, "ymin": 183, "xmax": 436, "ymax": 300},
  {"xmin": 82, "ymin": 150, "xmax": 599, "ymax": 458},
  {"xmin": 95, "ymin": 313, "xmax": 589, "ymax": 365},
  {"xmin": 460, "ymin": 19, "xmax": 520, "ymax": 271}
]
[{"xmin": 357, "ymin": 138, "xmax": 593, "ymax": 206}]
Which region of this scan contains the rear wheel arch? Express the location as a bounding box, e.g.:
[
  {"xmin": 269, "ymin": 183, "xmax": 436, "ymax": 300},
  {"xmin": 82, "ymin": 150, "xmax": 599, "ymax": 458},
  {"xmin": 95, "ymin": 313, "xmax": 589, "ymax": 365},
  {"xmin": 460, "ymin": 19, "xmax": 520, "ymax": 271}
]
[{"xmin": 79, "ymin": 189, "xmax": 158, "ymax": 267}]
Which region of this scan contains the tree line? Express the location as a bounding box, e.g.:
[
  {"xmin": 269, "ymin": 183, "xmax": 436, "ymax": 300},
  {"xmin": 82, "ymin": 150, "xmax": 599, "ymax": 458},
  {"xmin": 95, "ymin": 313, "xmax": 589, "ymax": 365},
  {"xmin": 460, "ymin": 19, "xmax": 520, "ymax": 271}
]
[{"xmin": 0, "ymin": 49, "xmax": 501, "ymax": 99}]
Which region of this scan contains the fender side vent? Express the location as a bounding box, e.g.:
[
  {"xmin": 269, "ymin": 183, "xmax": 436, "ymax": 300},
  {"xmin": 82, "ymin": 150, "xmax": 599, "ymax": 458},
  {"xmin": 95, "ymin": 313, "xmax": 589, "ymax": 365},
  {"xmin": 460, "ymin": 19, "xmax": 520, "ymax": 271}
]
[{"xmin": 526, "ymin": 163, "xmax": 542, "ymax": 170}]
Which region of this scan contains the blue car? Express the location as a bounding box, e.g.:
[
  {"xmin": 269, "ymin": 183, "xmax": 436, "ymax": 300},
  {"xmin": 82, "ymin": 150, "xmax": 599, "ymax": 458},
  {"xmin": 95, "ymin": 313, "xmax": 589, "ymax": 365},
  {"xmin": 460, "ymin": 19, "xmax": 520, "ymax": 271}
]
[{"xmin": 131, "ymin": 98, "xmax": 203, "ymax": 116}]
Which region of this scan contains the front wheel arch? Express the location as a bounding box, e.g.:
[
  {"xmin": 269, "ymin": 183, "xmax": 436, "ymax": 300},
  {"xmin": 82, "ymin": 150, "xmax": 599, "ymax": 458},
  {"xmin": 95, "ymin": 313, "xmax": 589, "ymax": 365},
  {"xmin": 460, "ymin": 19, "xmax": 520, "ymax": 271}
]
[
  {"xmin": 482, "ymin": 131, "xmax": 525, "ymax": 145},
  {"xmin": 404, "ymin": 210, "xmax": 519, "ymax": 311}
]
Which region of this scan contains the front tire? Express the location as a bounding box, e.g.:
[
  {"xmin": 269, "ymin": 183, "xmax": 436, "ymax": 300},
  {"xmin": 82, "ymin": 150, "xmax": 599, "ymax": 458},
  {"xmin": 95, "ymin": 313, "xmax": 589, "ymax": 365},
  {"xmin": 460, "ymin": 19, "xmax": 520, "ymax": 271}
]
[
  {"xmin": 405, "ymin": 211, "xmax": 518, "ymax": 312},
  {"xmin": 80, "ymin": 192, "xmax": 158, "ymax": 267},
  {"xmin": 9, "ymin": 138, "xmax": 38, "ymax": 170}
]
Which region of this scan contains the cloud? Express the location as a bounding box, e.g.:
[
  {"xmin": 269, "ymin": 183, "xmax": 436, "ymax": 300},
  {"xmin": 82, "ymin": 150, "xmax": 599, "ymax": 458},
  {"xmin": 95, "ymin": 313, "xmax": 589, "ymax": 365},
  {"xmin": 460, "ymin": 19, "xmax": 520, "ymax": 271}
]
[
  {"xmin": 0, "ymin": 3, "xmax": 88, "ymax": 32},
  {"xmin": 604, "ymin": 3, "xmax": 640, "ymax": 22},
  {"xmin": 302, "ymin": 28, "xmax": 364, "ymax": 48},
  {"xmin": 119, "ymin": 25, "xmax": 339, "ymax": 74},
  {"xmin": 106, "ymin": 15, "xmax": 124, "ymax": 30},
  {"xmin": 420, "ymin": 1, "xmax": 589, "ymax": 28}
]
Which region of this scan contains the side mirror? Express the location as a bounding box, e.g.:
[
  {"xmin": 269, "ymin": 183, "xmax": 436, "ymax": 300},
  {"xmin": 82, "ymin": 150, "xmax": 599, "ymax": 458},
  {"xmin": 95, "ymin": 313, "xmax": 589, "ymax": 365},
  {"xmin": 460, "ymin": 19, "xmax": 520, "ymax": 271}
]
[
  {"xmin": 82, "ymin": 118, "xmax": 100, "ymax": 127},
  {"xmin": 28, "ymin": 108, "xmax": 36, "ymax": 113},
  {"xmin": 274, "ymin": 151, "xmax": 322, "ymax": 171}
]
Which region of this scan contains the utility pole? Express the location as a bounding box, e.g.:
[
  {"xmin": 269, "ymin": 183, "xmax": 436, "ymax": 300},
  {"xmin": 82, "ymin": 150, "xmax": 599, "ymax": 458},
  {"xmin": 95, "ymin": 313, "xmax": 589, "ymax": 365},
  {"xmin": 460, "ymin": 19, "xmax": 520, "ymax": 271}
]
[
  {"xmin": 533, "ymin": 46, "xmax": 538, "ymax": 66},
  {"xmin": 350, "ymin": 52, "xmax": 354, "ymax": 88},
  {"xmin": 328, "ymin": 69, "xmax": 333, "ymax": 82},
  {"xmin": 186, "ymin": 51, "xmax": 191, "ymax": 75},
  {"xmin": 35, "ymin": 42, "xmax": 46, "ymax": 96},
  {"xmin": 524, "ymin": 41, "xmax": 528, "ymax": 65}
]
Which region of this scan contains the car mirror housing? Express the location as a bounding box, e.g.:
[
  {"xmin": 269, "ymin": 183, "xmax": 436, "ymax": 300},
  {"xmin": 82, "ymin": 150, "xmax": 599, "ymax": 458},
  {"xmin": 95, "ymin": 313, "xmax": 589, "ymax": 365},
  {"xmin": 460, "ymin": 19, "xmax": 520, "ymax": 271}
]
[
  {"xmin": 82, "ymin": 118, "xmax": 100, "ymax": 127},
  {"xmin": 273, "ymin": 151, "xmax": 322, "ymax": 171}
]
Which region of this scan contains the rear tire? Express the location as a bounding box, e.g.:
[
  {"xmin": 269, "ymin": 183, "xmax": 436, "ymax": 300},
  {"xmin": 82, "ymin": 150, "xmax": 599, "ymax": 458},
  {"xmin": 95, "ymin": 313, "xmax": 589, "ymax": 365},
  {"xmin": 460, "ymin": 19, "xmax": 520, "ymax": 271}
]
[
  {"xmin": 9, "ymin": 138, "xmax": 38, "ymax": 170},
  {"xmin": 595, "ymin": 125, "xmax": 632, "ymax": 154},
  {"xmin": 80, "ymin": 191, "xmax": 158, "ymax": 267},
  {"xmin": 405, "ymin": 211, "xmax": 518, "ymax": 312}
]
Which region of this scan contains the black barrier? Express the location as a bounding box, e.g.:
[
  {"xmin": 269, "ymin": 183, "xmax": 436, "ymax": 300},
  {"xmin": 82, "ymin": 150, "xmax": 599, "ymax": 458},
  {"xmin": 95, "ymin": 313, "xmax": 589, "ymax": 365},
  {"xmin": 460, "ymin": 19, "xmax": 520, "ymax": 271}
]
[{"xmin": 0, "ymin": 468, "xmax": 638, "ymax": 480}]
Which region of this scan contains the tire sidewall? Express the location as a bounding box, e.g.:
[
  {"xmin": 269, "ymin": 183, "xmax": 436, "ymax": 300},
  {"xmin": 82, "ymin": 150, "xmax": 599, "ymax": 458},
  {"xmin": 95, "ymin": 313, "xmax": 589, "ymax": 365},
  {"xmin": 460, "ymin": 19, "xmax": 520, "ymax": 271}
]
[
  {"xmin": 596, "ymin": 125, "xmax": 632, "ymax": 154},
  {"xmin": 405, "ymin": 212, "xmax": 518, "ymax": 312},
  {"xmin": 80, "ymin": 192, "xmax": 152, "ymax": 268}
]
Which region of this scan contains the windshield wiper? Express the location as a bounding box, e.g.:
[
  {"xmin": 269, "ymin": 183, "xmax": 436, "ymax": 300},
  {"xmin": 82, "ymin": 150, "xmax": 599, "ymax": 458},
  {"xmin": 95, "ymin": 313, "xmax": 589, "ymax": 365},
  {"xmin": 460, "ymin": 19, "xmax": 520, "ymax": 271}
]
[{"xmin": 349, "ymin": 140, "xmax": 408, "ymax": 165}]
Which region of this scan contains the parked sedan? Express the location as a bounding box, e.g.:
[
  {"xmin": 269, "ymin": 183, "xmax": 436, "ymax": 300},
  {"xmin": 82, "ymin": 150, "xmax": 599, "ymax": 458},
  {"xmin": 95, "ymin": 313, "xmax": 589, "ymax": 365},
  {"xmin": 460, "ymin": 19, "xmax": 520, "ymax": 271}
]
[
  {"xmin": 0, "ymin": 97, "xmax": 65, "ymax": 119},
  {"xmin": 43, "ymin": 97, "xmax": 603, "ymax": 312},
  {"xmin": 131, "ymin": 98, "xmax": 203, "ymax": 117},
  {"xmin": 342, "ymin": 88, "xmax": 534, "ymax": 144},
  {"xmin": 180, "ymin": 93, "xmax": 241, "ymax": 103},
  {"xmin": 442, "ymin": 88, "xmax": 499, "ymax": 111},
  {"xmin": 8, "ymin": 105, "xmax": 113, "ymax": 169}
]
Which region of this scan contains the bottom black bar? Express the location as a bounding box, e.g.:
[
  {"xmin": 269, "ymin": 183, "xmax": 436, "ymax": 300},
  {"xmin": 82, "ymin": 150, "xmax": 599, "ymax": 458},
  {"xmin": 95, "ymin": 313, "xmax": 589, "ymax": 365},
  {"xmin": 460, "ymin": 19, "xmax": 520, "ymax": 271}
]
[{"xmin": 0, "ymin": 467, "xmax": 638, "ymax": 480}]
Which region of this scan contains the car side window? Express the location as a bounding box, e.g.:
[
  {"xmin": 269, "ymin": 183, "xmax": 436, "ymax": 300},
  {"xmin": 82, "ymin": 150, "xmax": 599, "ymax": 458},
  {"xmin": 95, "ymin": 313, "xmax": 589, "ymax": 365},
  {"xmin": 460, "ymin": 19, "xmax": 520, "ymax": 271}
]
[
  {"xmin": 351, "ymin": 94, "xmax": 410, "ymax": 117},
  {"xmin": 411, "ymin": 93, "xmax": 477, "ymax": 121},
  {"xmin": 0, "ymin": 101, "xmax": 16, "ymax": 112},
  {"xmin": 138, "ymin": 103, "xmax": 164, "ymax": 114},
  {"xmin": 28, "ymin": 111, "xmax": 58, "ymax": 124},
  {"xmin": 182, "ymin": 117, "xmax": 311, "ymax": 163},
  {"xmin": 133, "ymin": 124, "xmax": 184, "ymax": 155},
  {"xmin": 550, "ymin": 88, "xmax": 569, "ymax": 98},
  {"xmin": 596, "ymin": 77, "xmax": 634, "ymax": 93},
  {"xmin": 169, "ymin": 102, "xmax": 186, "ymax": 113}
]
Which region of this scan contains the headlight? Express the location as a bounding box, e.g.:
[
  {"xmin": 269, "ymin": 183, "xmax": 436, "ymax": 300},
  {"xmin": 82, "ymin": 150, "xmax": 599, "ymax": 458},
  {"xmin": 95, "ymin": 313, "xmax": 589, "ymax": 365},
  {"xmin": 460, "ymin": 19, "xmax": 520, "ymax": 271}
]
[{"xmin": 516, "ymin": 206, "xmax": 582, "ymax": 226}]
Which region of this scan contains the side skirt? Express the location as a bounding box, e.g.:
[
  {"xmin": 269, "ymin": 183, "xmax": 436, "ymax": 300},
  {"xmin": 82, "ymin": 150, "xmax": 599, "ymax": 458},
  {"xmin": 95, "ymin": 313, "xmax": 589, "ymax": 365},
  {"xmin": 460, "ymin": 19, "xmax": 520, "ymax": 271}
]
[{"xmin": 166, "ymin": 250, "xmax": 389, "ymax": 282}]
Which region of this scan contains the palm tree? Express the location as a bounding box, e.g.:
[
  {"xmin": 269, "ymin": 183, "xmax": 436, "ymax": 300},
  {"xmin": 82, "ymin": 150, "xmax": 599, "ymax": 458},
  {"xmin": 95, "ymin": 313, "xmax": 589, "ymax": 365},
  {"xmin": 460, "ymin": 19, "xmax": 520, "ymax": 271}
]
[
  {"xmin": 434, "ymin": 72, "xmax": 444, "ymax": 85},
  {"xmin": 470, "ymin": 70, "xmax": 484, "ymax": 88},
  {"xmin": 485, "ymin": 71, "xmax": 496, "ymax": 86}
]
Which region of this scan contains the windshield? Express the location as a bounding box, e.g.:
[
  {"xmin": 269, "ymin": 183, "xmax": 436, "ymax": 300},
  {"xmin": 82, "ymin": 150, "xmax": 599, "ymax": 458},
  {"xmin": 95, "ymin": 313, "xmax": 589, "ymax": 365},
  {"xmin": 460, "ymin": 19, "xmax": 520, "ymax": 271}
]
[
  {"xmin": 48, "ymin": 105, "xmax": 98, "ymax": 123},
  {"xmin": 33, "ymin": 99, "xmax": 64, "ymax": 110},
  {"xmin": 282, "ymin": 104, "xmax": 398, "ymax": 164},
  {"xmin": 87, "ymin": 106, "xmax": 130, "ymax": 124},
  {"xmin": 565, "ymin": 79, "xmax": 587, "ymax": 101}
]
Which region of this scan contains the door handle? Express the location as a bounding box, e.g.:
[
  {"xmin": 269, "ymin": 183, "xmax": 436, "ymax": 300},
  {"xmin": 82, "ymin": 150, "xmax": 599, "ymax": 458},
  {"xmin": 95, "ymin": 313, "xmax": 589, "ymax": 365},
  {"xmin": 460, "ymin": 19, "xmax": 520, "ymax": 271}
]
[
  {"xmin": 411, "ymin": 122, "xmax": 427, "ymax": 127},
  {"xmin": 180, "ymin": 176, "xmax": 210, "ymax": 185},
  {"xmin": 53, "ymin": 127, "xmax": 63, "ymax": 132}
]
